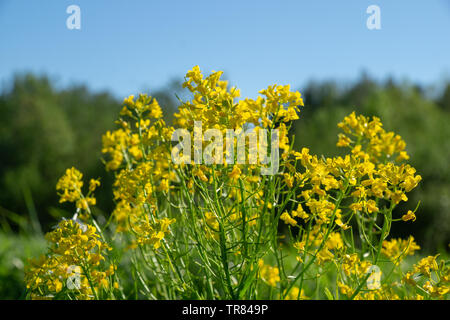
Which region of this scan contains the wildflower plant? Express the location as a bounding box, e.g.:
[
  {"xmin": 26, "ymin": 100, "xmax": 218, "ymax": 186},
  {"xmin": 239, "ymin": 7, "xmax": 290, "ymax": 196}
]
[{"xmin": 25, "ymin": 66, "xmax": 449, "ymax": 300}]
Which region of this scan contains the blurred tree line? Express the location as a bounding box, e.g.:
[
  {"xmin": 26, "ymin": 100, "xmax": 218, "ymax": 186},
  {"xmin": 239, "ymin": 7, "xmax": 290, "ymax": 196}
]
[
  {"xmin": 0, "ymin": 72, "xmax": 448, "ymax": 252},
  {"xmin": 0, "ymin": 74, "xmax": 179, "ymax": 235}
]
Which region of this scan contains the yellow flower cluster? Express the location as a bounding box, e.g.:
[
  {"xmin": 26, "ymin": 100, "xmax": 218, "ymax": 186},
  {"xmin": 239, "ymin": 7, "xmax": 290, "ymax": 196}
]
[
  {"xmin": 258, "ymin": 259, "xmax": 280, "ymax": 288},
  {"xmin": 110, "ymin": 161, "xmax": 176, "ymax": 249},
  {"xmin": 284, "ymin": 286, "xmax": 308, "ymax": 300},
  {"xmin": 337, "ymin": 112, "xmax": 409, "ymax": 162},
  {"xmin": 24, "ymin": 220, "xmax": 114, "ymax": 299},
  {"xmin": 56, "ymin": 167, "xmax": 84, "ymax": 203},
  {"xmin": 293, "ymin": 228, "xmax": 344, "ymax": 264},
  {"xmin": 338, "ymin": 282, "xmax": 402, "ymax": 300},
  {"xmin": 101, "ymin": 92, "xmax": 178, "ymax": 253},
  {"xmin": 381, "ymin": 236, "xmax": 421, "ymax": 264},
  {"xmin": 403, "ymin": 255, "xmax": 450, "ymax": 298},
  {"xmin": 56, "ymin": 167, "xmax": 100, "ymax": 216},
  {"xmin": 279, "ymin": 112, "xmax": 421, "ymax": 231},
  {"xmin": 175, "ymin": 65, "xmax": 301, "ymax": 133},
  {"xmin": 174, "ymin": 65, "xmax": 303, "ymax": 180},
  {"xmin": 121, "ymin": 93, "xmax": 163, "ymax": 119},
  {"xmin": 336, "ymin": 254, "xmax": 404, "ymax": 300},
  {"xmin": 132, "ymin": 216, "xmax": 176, "ymax": 249},
  {"xmin": 102, "ymin": 93, "xmax": 172, "ymax": 171}
]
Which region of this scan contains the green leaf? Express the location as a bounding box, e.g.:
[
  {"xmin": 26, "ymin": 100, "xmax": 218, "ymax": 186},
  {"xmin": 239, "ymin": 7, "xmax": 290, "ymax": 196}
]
[{"xmin": 324, "ymin": 287, "xmax": 334, "ymax": 300}]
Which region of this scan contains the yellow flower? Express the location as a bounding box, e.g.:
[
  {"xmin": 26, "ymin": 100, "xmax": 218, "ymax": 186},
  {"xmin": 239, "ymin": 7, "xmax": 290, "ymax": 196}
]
[
  {"xmin": 284, "ymin": 287, "xmax": 308, "ymax": 300},
  {"xmin": 24, "ymin": 220, "xmax": 112, "ymax": 300},
  {"xmin": 326, "ymin": 232, "xmax": 344, "ymax": 251},
  {"xmin": 338, "ymin": 282, "xmax": 353, "ymax": 298},
  {"xmin": 382, "ymin": 236, "xmax": 420, "ymax": 263},
  {"xmin": 283, "ymin": 173, "xmax": 294, "ymax": 188},
  {"xmin": 336, "ymin": 133, "xmax": 351, "ymax": 147},
  {"xmin": 194, "ymin": 166, "xmax": 209, "ymax": 182},
  {"xmin": 258, "ymin": 260, "xmax": 280, "ymax": 287},
  {"xmin": 292, "ymin": 204, "xmax": 309, "ymax": 220},
  {"xmin": 56, "ymin": 167, "xmax": 84, "ymax": 203},
  {"xmin": 89, "ymin": 179, "xmax": 101, "ymax": 192},
  {"xmin": 401, "ymin": 210, "xmax": 416, "ymax": 222},
  {"xmin": 229, "ymin": 165, "xmax": 241, "ymax": 181},
  {"xmin": 280, "ymin": 212, "xmax": 297, "ymax": 227}
]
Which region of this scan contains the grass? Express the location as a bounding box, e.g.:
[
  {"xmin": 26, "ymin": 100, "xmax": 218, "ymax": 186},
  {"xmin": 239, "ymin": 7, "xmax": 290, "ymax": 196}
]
[{"xmin": 0, "ymin": 231, "xmax": 46, "ymax": 299}]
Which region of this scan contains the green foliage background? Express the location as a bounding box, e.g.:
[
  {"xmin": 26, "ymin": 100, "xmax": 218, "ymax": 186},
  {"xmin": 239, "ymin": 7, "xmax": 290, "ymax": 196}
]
[{"xmin": 0, "ymin": 73, "xmax": 449, "ymax": 298}]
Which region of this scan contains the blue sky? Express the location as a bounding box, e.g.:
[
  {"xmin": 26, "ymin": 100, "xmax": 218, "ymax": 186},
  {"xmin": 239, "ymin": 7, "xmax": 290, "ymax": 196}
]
[{"xmin": 1, "ymin": 0, "xmax": 449, "ymax": 99}]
